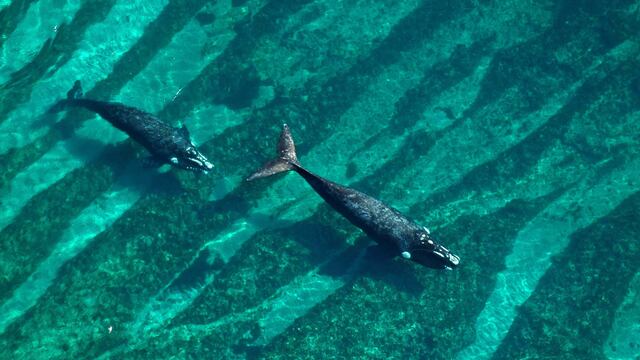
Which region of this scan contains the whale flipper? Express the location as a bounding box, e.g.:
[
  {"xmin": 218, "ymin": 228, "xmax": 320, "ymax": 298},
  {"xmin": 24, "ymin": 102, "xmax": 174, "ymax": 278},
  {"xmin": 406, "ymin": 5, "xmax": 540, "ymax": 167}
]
[{"xmin": 246, "ymin": 124, "xmax": 299, "ymax": 181}]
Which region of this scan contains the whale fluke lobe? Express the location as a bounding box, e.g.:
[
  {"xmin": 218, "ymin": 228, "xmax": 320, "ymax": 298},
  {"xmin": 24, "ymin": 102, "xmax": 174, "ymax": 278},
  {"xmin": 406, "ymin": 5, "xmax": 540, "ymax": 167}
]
[
  {"xmin": 247, "ymin": 124, "xmax": 299, "ymax": 181},
  {"xmin": 48, "ymin": 80, "xmax": 84, "ymax": 113},
  {"xmin": 67, "ymin": 80, "xmax": 83, "ymax": 99}
]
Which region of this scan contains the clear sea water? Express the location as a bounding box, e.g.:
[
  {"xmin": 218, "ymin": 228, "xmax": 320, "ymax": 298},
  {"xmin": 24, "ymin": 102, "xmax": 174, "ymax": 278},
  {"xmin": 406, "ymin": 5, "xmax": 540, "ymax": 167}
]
[{"xmin": 0, "ymin": 1, "xmax": 639, "ymax": 359}]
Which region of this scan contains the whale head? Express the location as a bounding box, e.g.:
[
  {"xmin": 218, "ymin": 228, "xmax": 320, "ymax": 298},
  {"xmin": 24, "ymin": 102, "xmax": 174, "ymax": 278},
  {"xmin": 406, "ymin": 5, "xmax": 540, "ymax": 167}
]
[
  {"xmin": 169, "ymin": 125, "xmax": 214, "ymax": 173},
  {"xmin": 403, "ymin": 229, "xmax": 460, "ymax": 270}
]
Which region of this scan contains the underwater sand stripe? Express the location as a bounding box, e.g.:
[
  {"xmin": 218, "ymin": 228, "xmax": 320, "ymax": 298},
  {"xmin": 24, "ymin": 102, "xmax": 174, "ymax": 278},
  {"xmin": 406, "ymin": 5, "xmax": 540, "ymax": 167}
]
[
  {"xmin": 0, "ymin": 0, "xmax": 292, "ymax": 316},
  {"xmin": 347, "ymin": 41, "xmax": 494, "ymax": 175},
  {"xmin": 455, "ymin": 115, "xmax": 640, "ymax": 358},
  {"xmin": 0, "ymin": 0, "xmax": 176, "ymax": 230},
  {"xmin": 22, "ymin": 2, "xmax": 556, "ymax": 358},
  {"xmin": 0, "ymin": 0, "xmax": 212, "ymax": 184},
  {"xmin": 5, "ymin": 0, "xmax": 490, "ymax": 354},
  {"xmin": 258, "ymin": 28, "xmax": 640, "ymax": 360},
  {"xmin": 0, "ymin": 0, "xmax": 256, "ymax": 236},
  {"xmin": 0, "ymin": 100, "xmax": 245, "ymax": 333},
  {"xmin": 124, "ymin": 0, "xmax": 545, "ymax": 336},
  {"xmin": 0, "ymin": 117, "xmax": 127, "ymax": 234},
  {"xmin": 0, "ymin": 0, "xmax": 226, "ymax": 226},
  {"xmin": 605, "ymin": 272, "xmax": 640, "ymax": 360},
  {"xmin": 134, "ymin": 19, "xmax": 484, "ymax": 331},
  {"xmin": 0, "ymin": 0, "xmax": 81, "ymax": 84},
  {"xmin": 0, "ymin": 4, "xmax": 233, "ymax": 308},
  {"xmin": 256, "ymin": 191, "xmax": 563, "ymax": 359},
  {"xmin": 155, "ymin": 0, "xmax": 314, "ymax": 122},
  {"xmin": 455, "ymin": 156, "xmax": 640, "ymax": 360},
  {"xmin": 348, "ymin": 0, "xmax": 556, "ymax": 170},
  {"xmin": 98, "ymin": 0, "xmax": 433, "ymax": 329},
  {"xmin": 0, "ymin": 0, "xmax": 181, "ymax": 157},
  {"xmin": 0, "ymin": 0, "xmax": 37, "ymax": 49},
  {"xmin": 490, "ymin": 189, "xmax": 640, "ymax": 360},
  {"xmin": 250, "ymin": 252, "xmax": 365, "ymax": 346},
  {"xmin": 158, "ymin": 0, "xmax": 459, "ymax": 159},
  {"xmin": 0, "ymin": 0, "xmax": 117, "ymax": 124},
  {"xmin": 408, "ymin": 39, "xmax": 640, "ymax": 225},
  {"xmin": 389, "ymin": 3, "xmax": 640, "ymax": 209},
  {"xmin": 0, "ymin": 164, "xmax": 154, "ymax": 334}
]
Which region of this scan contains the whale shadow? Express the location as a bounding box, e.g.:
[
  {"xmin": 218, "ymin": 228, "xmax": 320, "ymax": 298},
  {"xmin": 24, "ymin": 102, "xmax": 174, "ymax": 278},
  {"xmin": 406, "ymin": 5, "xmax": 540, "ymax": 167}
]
[
  {"xmin": 317, "ymin": 236, "xmax": 424, "ymax": 297},
  {"xmin": 61, "ymin": 135, "xmax": 183, "ymax": 194}
]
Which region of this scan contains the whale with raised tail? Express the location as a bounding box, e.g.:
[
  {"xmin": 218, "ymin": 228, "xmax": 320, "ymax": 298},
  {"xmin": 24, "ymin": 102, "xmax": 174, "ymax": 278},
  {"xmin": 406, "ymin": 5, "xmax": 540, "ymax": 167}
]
[{"xmin": 247, "ymin": 124, "xmax": 460, "ymax": 270}]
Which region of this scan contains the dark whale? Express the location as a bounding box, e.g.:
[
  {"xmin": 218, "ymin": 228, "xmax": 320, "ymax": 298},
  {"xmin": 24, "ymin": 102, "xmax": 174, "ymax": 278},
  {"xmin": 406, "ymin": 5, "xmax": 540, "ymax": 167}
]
[
  {"xmin": 247, "ymin": 124, "xmax": 460, "ymax": 270},
  {"xmin": 52, "ymin": 80, "xmax": 214, "ymax": 173}
]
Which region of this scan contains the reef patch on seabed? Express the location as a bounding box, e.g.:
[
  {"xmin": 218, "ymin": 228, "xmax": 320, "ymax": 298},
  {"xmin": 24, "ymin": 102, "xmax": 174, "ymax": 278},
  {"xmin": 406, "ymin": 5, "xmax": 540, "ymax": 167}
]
[
  {"xmin": 492, "ymin": 190, "xmax": 640, "ymax": 360},
  {"xmin": 0, "ymin": 0, "xmax": 639, "ymax": 359}
]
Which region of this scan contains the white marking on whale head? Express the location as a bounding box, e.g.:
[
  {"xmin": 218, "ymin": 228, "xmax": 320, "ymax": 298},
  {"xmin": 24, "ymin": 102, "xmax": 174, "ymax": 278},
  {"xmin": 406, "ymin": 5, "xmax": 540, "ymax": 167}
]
[
  {"xmin": 170, "ymin": 157, "xmax": 179, "ymax": 164},
  {"xmin": 401, "ymin": 251, "xmax": 411, "ymax": 259}
]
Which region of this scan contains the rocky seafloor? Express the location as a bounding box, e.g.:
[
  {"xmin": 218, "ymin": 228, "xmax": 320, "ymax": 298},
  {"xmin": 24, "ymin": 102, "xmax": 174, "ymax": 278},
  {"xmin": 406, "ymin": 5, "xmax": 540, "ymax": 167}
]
[{"xmin": 0, "ymin": 0, "xmax": 639, "ymax": 359}]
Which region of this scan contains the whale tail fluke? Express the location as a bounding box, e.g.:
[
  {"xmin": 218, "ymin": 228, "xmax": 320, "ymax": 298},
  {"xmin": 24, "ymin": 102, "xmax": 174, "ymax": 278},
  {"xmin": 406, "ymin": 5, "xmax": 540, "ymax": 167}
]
[
  {"xmin": 247, "ymin": 124, "xmax": 299, "ymax": 181},
  {"xmin": 48, "ymin": 80, "xmax": 83, "ymax": 113},
  {"xmin": 66, "ymin": 80, "xmax": 83, "ymax": 100}
]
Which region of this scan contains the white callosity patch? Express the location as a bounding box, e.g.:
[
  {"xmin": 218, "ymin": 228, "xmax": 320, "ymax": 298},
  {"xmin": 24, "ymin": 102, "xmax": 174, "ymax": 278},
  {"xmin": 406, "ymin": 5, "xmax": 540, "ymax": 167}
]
[
  {"xmin": 0, "ymin": 0, "xmax": 82, "ymax": 84},
  {"xmin": 0, "ymin": 0, "xmax": 170, "ymax": 156}
]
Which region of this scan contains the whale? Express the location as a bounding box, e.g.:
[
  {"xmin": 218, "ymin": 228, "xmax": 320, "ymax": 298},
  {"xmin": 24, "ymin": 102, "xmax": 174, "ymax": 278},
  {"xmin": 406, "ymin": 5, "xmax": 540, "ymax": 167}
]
[
  {"xmin": 51, "ymin": 80, "xmax": 214, "ymax": 173},
  {"xmin": 247, "ymin": 124, "xmax": 460, "ymax": 270}
]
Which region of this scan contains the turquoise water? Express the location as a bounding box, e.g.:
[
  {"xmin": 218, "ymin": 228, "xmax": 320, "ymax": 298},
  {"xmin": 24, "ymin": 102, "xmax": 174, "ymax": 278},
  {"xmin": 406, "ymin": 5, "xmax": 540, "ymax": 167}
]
[{"xmin": 0, "ymin": 0, "xmax": 639, "ymax": 359}]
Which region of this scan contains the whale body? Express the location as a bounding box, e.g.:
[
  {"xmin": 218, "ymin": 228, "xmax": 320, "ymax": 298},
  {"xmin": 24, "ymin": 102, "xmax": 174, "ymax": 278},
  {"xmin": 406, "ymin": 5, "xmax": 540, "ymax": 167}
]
[
  {"xmin": 247, "ymin": 124, "xmax": 460, "ymax": 270},
  {"xmin": 52, "ymin": 80, "xmax": 213, "ymax": 173}
]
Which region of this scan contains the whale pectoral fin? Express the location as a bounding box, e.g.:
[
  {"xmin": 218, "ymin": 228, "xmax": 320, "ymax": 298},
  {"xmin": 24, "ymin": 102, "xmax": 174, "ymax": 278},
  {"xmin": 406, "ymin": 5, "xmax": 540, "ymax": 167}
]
[
  {"xmin": 179, "ymin": 124, "xmax": 190, "ymax": 138},
  {"xmin": 142, "ymin": 156, "xmax": 165, "ymax": 168},
  {"xmin": 363, "ymin": 244, "xmax": 397, "ymax": 262}
]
